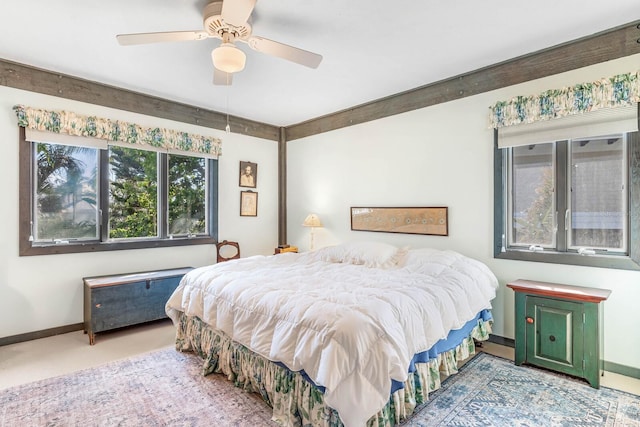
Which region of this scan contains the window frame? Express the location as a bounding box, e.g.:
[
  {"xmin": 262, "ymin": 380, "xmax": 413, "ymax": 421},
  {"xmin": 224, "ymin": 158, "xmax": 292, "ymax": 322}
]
[
  {"xmin": 19, "ymin": 127, "xmax": 217, "ymax": 256},
  {"xmin": 494, "ymin": 127, "xmax": 640, "ymax": 271}
]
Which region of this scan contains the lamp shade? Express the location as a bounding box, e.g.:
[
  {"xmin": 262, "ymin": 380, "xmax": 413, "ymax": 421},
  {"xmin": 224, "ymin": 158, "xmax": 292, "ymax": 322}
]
[
  {"xmin": 303, "ymin": 213, "xmax": 322, "ymax": 227},
  {"xmin": 302, "ymin": 214, "xmax": 322, "ymax": 227},
  {"xmin": 212, "ymin": 43, "xmax": 246, "ymax": 74}
]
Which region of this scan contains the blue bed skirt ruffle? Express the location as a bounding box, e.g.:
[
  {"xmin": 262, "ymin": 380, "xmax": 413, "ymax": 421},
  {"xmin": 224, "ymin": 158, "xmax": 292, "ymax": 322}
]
[{"xmin": 393, "ymin": 309, "xmax": 493, "ymax": 393}]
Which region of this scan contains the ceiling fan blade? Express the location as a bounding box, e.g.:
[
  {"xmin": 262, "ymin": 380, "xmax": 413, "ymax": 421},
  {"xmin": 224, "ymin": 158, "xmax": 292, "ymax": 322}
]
[
  {"xmin": 213, "ymin": 67, "xmax": 233, "ymax": 86},
  {"xmin": 116, "ymin": 31, "xmax": 210, "ymax": 46},
  {"xmin": 246, "ymin": 36, "xmax": 322, "ymax": 69},
  {"xmin": 221, "ymin": 0, "xmax": 257, "ymax": 27}
]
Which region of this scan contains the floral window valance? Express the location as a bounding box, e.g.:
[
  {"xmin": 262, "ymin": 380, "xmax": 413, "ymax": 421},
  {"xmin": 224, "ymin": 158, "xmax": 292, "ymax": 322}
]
[
  {"xmin": 13, "ymin": 105, "xmax": 222, "ymax": 158},
  {"xmin": 488, "ymin": 70, "xmax": 640, "ymax": 129}
]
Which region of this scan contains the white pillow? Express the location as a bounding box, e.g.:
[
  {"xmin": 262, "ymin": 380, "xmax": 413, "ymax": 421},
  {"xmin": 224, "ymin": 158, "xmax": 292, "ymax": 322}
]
[
  {"xmin": 313, "ymin": 244, "xmax": 348, "ymax": 263},
  {"xmin": 398, "ymin": 247, "xmax": 443, "ymax": 266},
  {"xmin": 316, "ymin": 241, "xmax": 404, "ymax": 268}
]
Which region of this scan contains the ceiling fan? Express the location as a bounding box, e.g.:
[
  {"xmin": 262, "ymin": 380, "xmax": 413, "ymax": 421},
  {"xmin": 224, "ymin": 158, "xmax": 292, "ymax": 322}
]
[{"xmin": 116, "ymin": 0, "xmax": 323, "ymax": 85}]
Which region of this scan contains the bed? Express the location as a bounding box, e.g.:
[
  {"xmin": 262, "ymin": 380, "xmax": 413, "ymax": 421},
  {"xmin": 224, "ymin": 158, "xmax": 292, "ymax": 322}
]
[{"xmin": 165, "ymin": 242, "xmax": 499, "ymax": 426}]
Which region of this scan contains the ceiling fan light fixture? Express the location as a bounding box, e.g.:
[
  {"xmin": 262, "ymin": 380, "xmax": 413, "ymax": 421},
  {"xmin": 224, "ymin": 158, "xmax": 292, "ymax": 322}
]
[{"xmin": 212, "ymin": 43, "xmax": 246, "ymax": 74}]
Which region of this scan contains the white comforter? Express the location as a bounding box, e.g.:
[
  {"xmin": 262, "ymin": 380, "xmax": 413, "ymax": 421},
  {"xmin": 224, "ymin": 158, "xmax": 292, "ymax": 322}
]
[{"xmin": 166, "ymin": 247, "xmax": 498, "ymax": 427}]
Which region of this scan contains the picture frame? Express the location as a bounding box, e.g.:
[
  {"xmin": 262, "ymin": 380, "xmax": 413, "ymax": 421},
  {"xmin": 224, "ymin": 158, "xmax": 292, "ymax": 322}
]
[
  {"xmin": 240, "ymin": 191, "xmax": 258, "ymax": 217},
  {"xmin": 239, "ymin": 161, "xmax": 257, "ymax": 188},
  {"xmin": 350, "ymin": 206, "xmax": 448, "ymax": 236}
]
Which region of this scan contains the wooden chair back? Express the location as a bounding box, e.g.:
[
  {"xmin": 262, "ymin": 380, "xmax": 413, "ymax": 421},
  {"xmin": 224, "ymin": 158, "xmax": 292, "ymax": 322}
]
[{"xmin": 216, "ymin": 240, "xmax": 240, "ymax": 263}]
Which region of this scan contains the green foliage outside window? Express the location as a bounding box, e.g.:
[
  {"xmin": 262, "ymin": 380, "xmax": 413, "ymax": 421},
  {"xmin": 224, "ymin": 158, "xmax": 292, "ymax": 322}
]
[
  {"xmin": 23, "ymin": 136, "xmax": 216, "ymax": 256},
  {"xmin": 30, "ymin": 140, "xmax": 213, "ymax": 248},
  {"xmin": 35, "ymin": 143, "xmax": 98, "ymax": 240},
  {"xmin": 168, "ymin": 155, "xmax": 206, "ymax": 235},
  {"xmin": 514, "ymin": 167, "xmax": 554, "ymax": 245},
  {"xmin": 109, "ymin": 146, "xmax": 158, "ymax": 239}
]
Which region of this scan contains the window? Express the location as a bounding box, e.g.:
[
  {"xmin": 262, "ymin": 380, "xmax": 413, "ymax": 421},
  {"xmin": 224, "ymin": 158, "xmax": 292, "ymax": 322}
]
[
  {"xmin": 168, "ymin": 154, "xmax": 207, "ymax": 236},
  {"xmin": 109, "ymin": 146, "xmax": 159, "ymax": 239},
  {"xmin": 33, "ymin": 142, "xmax": 99, "ymax": 243},
  {"xmin": 509, "ymin": 143, "xmax": 555, "ymax": 248},
  {"xmin": 495, "ymin": 130, "xmax": 640, "ymax": 270},
  {"xmin": 20, "ymin": 128, "xmax": 217, "ymax": 255},
  {"xmin": 569, "ymin": 136, "xmax": 626, "ymax": 252}
]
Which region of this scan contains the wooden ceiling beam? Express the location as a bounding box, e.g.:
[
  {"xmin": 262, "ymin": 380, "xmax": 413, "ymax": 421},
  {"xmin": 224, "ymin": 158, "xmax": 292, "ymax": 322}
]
[
  {"xmin": 0, "ymin": 58, "xmax": 280, "ymax": 141},
  {"xmin": 285, "ymin": 20, "xmax": 640, "ymax": 141}
]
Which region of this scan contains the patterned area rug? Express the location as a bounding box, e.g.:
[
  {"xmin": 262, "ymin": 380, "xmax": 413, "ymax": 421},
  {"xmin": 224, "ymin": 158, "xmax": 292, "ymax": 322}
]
[
  {"xmin": 0, "ymin": 347, "xmax": 274, "ymax": 426},
  {"xmin": 404, "ymin": 352, "xmax": 640, "ymax": 427},
  {"xmin": 0, "ymin": 348, "xmax": 638, "ymax": 426}
]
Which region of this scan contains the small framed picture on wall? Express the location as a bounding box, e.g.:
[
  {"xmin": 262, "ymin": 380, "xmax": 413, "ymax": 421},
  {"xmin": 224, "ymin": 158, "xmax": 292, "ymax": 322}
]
[
  {"xmin": 239, "ymin": 161, "xmax": 257, "ymax": 188},
  {"xmin": 240, "ymin": 190, "xmax": 258, "ymax": 216}
]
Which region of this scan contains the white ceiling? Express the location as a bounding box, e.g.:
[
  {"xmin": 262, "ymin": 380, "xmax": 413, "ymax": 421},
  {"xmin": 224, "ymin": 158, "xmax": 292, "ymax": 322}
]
[{"xmin": 1, "ymin": 1, "xmax": 639, "ymax": 127}]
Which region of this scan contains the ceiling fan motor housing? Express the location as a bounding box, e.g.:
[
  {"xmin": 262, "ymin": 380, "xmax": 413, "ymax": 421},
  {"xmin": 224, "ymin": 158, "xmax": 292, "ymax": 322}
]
[{"xmin": 203, "ymin": 1, "xmax": 251, "ymax": 40}]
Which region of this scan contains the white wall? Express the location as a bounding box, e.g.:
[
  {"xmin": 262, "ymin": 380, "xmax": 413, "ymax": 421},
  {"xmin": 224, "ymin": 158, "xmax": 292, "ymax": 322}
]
[
  {"xmin": 0, "ymin": 86, "xmax": 278, "ymax": 338},
  {"xmin": 287, "ymin": 54, "xmax": 640, "ymax": 370}
]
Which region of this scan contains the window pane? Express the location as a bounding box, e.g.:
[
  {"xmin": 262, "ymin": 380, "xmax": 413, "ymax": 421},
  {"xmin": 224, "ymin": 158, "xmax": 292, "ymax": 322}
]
[
  {"xmin": 168, "ymin": 155, "xmax": 206, "ymax": 236},
  {"xmin": 510, "ymin": 143, "xmax": 555, "ymax": 247},
  {"xmin": 570, "ymin": 136, "xmax": 626, "ymax": 251},
  {"xmin": 34, "ymin": 143, "xmax": 99, "ymax": 241},
  {"xmin": 109, "ymin": 146, "xmax": 158, "ymax": 239}
]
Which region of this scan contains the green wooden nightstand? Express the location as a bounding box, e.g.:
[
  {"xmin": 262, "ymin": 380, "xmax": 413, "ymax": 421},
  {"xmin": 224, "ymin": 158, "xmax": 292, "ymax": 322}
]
[{"xmin": 507, "ymin": 279, "xmax": 611, "ymax": 388}]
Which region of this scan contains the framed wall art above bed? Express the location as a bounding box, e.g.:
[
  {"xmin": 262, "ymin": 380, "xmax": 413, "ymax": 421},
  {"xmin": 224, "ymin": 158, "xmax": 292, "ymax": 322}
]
[{"xmin": 350, "ymin": 206, "xmax": 448, "ymax": 236}]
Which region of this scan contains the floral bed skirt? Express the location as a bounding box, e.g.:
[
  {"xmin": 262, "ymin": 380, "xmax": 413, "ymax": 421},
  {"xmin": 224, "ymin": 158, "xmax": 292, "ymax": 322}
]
[{"xmin": 175, "ymin": 313, "xmax": 492, "ymax": 427}]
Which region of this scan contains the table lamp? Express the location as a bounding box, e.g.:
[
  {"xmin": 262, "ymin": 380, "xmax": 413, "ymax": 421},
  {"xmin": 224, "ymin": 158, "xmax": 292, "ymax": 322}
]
[{"xmin": 302, "ymin": 213, "xmax": 322, "ymax": 251}]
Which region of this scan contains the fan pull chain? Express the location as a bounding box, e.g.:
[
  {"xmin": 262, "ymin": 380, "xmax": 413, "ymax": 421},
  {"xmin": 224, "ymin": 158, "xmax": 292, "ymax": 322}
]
[{"xmin": 225, "ymin": 80, "xmax": 231, "ymax": 134}]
